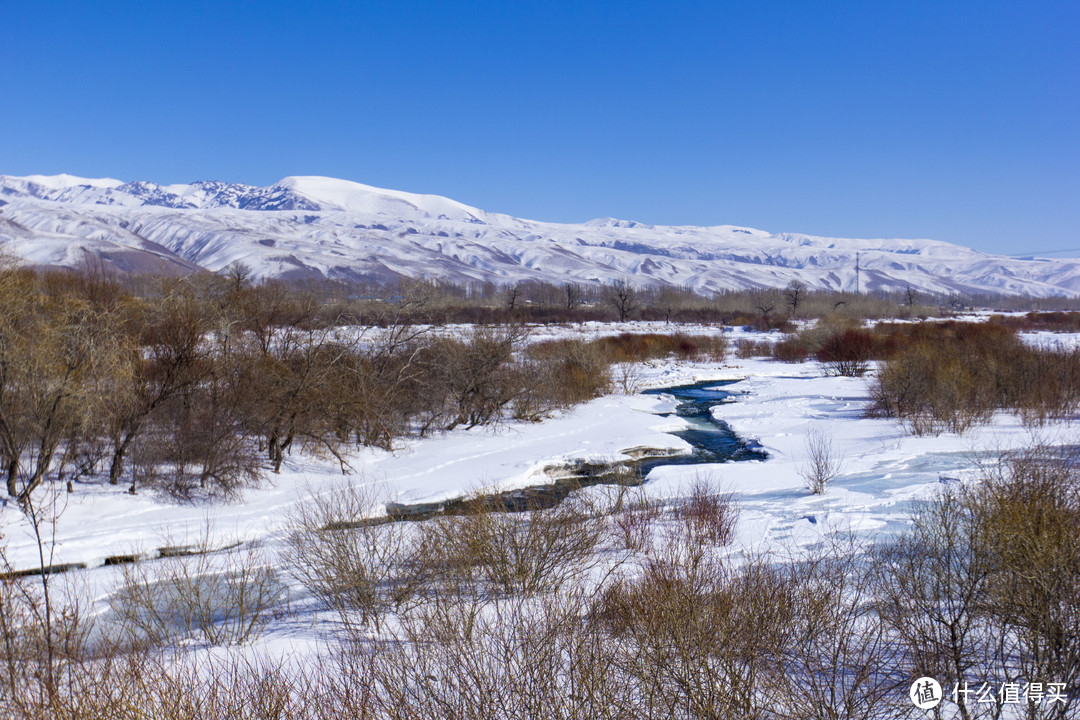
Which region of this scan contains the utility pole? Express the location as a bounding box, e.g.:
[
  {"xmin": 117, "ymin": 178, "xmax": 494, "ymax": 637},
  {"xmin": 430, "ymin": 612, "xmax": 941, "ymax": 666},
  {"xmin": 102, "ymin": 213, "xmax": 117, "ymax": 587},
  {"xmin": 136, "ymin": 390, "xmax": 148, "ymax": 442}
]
[{"xmin": 855, "ymin": 251, "xmax": 861, "ymax": 295}]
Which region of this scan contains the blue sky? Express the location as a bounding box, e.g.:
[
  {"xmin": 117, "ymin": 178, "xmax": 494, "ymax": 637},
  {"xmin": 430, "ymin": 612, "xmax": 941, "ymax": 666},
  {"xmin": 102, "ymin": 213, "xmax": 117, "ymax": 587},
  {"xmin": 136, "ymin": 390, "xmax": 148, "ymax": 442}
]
[{"xmin": 1, "ymin": 1, "xmax": 1077, "ymax": 255}]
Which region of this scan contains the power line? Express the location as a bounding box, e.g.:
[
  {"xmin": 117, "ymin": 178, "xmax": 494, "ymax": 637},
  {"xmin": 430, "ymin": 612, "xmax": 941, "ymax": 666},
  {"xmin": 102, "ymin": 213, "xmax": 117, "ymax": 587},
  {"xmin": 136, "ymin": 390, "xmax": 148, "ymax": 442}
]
[{"xmin": 1008, "ymin": 248, "xmax": 1080, "ymax": 258}]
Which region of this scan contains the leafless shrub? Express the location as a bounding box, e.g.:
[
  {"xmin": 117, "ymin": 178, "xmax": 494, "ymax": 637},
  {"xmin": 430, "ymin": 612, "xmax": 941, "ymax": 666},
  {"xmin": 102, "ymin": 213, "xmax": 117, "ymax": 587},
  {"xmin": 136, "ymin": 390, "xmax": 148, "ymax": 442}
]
[
  {"xmin": 592, "ymin": 549, "xmax": 790, "ymax": 719},
  {"xmin": 610, "ymin": 489, "xmax": 663, "ymax": 554},
  {"xmin": 673, "ymin": 477, "xmax": 739, "ymax": 547},
  {"xmin": 285, "ymin": 483, "xmax": 418, "ymax": 632},
  {"xmin": 110, "ymin": 530, "xmax": 284, "ymax": 648},
  {"xmin": 762, "ymin": 540, "xmax": 907, "ymax": 720},
  {"xmin": 874, "ymin": 487, "xmax": 994, "ymax": 720},
  {"xmin": 869, "ymin": 445, "xmax": 1080, "ymax": 719},
  {"xmin": 970, "ymin": 446, "xmax": 1080, "ymax": 707},
  {"xmin": 0, "ymin": 567, "xmax": 95, "ymax": 714},
  {"xmin": 419, "ymin": 493, "xmax": 606, "ymax": 596},
  {"xmin": 734, "ymin": 337, "xmax": 773, "ymax": 359},
  {"xmin": 615, "ymin": 362, "xmax": 642, "ymax": 394},
  {"xmin": 36, "ymin": 650, "xmax": 317, "ymax": 720},
  {"xmin": 798, "ymin": 426, "xmax": 844, "ymax": 494},
  {"xmin": 354, "ymin": 586, "xmax": 628, "ymax": 720}
]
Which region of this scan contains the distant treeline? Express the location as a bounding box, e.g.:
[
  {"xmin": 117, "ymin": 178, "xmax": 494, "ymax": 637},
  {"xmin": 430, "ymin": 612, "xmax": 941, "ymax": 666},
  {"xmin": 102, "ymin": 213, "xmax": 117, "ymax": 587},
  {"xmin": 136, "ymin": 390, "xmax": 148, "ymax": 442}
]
[{"xmin": 30, "ymin": 256, "xmax": 1080, "ymax": 324}]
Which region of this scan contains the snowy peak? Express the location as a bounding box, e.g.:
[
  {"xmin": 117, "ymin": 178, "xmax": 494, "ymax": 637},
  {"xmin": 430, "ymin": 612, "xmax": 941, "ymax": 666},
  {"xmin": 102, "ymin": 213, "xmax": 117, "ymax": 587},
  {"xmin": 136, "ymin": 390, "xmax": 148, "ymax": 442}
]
[
  {"xmin": 0, "ymin": 175, "xmax": 320, "ymax": 212},
  {"xmin": 276, "ymin": 176, "xmax": 488, "ymax": 222},
  {"xmin": 0, "ymin": 174, "xmax": 123, "ymax": 203},
  {"xmin": 0, "ymin": 174, "xmax": 489, "ymax": 221}
]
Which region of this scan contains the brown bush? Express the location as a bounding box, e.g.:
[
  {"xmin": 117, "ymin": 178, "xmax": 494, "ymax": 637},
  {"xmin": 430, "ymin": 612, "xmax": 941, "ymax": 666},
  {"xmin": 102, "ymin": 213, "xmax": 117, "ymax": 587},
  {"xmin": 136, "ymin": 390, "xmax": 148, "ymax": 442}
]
[
  {"xmin": 734, "ymin": 338, "xmax": 773, "ymax": 359},
  {"xmin": 418, "ymin": 492, "xmax": 606, "ymax": 596},
  {"xmin": 772, "ymin": 336, "xmax": 811, "ymax": 362},
  {"xmin": 815, "ymin": 328, "xmax": 878, "ymax": 377},
  {"xmin": 520, "ymin": 338, "xmax": 611, "ymax": 414},
  {"xmin": 594, "ymin": 332, "xmax": 727, "ymax": 364},
  {"xmin": 869, "ymin": 321, "xmax": 1080, "ymax": 434},
  {"xmin": 989, "ymin": 311, "xmax": 1080, "ymax": 333}
]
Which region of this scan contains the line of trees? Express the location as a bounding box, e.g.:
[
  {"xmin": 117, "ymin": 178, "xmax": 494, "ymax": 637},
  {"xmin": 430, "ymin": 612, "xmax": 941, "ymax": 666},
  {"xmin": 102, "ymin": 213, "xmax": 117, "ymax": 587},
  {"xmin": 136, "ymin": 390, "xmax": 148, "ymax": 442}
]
[
  {"xmin": 128, "ymin": 263, "xmax": 951, "ymax": 326},
  {"xmin": 0, "ymin": 263, "xmax": 738, "ymax": 502}
]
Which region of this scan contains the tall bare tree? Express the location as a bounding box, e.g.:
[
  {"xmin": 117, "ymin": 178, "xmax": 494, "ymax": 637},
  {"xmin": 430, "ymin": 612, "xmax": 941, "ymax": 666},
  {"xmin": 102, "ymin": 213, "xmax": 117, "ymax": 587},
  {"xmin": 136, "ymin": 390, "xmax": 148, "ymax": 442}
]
[
  {"xmin": 564, "ymin": 282, "xmax": 582, "ymax": 312},
  {"xmin": 106, "ymin": 294, "xmax": 212, "ymax": 485},
  {"xmin": 784, "ymin": 279, "xmax": 808, "ymax": 318},
  {"xmin": 605, "ymin": 279, "xmax": 638, "ymax": 322}
]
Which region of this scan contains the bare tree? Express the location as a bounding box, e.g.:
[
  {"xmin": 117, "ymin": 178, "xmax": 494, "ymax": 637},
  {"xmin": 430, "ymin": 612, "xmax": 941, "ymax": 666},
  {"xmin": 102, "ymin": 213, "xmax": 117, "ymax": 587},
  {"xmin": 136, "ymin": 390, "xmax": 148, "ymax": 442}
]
[
  {"xmin": 605, "ymin": 279, "xmax": 638, "ymax": 323},
  {"xmin": 654, "ymin": 287, "xmax": 683, "ymax": 324},
  {"xmin": 235, "ymin": 325, "xmax": 353, "ymax": 473},
  {"xmin": 784, "ymin": 279, "xmax": 808, "ymax": 318},
  {"xmin": 222, "ymin": 260, "xmax": 253, "ymax": 293},
  {"xmin": 563, "ymin": 282, "xmax": 582, "ymax": 312},
  {"xmin": 13, "ymin": 305, "xmax": 124, "ymax": 501},
  {"xmin": 106, "ymin": 293, "xmax": 212, "ymax": 485},
  {"xmin": 505, "ymin": 284, "xmax": 521, "ymax": 312},
  {"xmin": 430, "ymin": 325, "xmax": 528, "ymax": 431},
  {"xmin": 750, "ymin": 288, "xmax": 777, "ymax": 328}
]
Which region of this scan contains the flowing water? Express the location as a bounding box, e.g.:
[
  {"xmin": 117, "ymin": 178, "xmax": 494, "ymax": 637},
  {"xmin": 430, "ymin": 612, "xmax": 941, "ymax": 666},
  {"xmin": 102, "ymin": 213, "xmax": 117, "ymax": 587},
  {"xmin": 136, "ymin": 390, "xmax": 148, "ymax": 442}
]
[{"xmin": 387, "ymin": 380, "xmax": 767, "ymax": 517}]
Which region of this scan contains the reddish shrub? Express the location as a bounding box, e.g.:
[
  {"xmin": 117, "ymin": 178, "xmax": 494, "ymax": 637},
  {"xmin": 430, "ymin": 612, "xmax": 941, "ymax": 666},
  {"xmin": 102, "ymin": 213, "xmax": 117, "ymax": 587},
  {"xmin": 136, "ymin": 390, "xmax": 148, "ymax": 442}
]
[
  {"xmin": 815, "ymin": 329, "xmax": 876, "ymax": 376},
  {"xmin": 772, "ymin": 337, "xmax": 811, "ymax": 363}
]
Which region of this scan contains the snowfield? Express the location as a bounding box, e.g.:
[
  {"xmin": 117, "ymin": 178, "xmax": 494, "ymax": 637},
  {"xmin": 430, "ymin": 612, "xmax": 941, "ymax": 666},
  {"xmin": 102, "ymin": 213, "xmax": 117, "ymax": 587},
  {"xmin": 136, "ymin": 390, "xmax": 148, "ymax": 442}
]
[{"xmin": 1, "ymin": 321, "xmax": 1072, "ymax": 663}]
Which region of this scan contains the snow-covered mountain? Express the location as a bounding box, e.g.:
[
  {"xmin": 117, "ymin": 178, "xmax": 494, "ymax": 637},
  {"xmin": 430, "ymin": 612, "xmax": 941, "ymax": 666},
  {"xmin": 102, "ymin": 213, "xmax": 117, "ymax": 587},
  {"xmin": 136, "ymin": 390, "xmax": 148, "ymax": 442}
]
[{"xmin": 1, "ymin": 173, "xmax": 1077, "ymax": 296}]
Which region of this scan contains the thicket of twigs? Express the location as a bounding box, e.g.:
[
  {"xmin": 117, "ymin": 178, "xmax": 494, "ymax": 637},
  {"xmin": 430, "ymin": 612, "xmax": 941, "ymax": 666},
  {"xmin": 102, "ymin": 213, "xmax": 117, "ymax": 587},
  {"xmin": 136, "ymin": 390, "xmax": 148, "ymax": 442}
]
[
  {"xmin": 760, "ymin": 317, "xmax": 1080, "ymax": 432},
  {"xmin": 3, "ymin": 447, "xmax": 1078, "ymax": 718},
  {"xmin": 0, "ymin": 264, "xmax": 735, "ymax": 503},
  {"xmin": 868, "ymin": 321, "xmax": 1080, "ymax": 433}
]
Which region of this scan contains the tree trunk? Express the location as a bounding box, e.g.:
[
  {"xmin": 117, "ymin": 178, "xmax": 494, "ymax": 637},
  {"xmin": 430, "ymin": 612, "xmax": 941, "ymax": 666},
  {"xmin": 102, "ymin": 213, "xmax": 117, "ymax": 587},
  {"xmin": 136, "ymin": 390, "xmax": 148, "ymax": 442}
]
[
  {"xmin": 108, "ymin": 429, "xmax": 137, "ymax": 485},
  {"xmin": 268, "ymin": 433, "xmax": 283, "ymax": 473},
  {"xmin": 6, "ymin": 457, "xmax": 16, "ymax": 497}
]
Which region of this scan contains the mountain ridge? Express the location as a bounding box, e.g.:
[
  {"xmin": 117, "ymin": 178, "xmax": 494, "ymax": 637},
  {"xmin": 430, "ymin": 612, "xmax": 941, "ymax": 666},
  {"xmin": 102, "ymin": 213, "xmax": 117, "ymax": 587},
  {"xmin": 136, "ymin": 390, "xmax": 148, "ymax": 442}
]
[{"xmin": 1, "ymin": 173, "xmax": 1076, "ymax": 297}]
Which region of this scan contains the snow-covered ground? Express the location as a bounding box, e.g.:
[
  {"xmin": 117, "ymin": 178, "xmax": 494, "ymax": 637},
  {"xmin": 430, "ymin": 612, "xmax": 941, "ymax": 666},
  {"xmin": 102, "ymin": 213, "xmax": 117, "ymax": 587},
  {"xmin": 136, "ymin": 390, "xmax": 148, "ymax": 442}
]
[{"xmin": 1, "ymin": 322, "xmax": 1074, "ymax": 659}]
